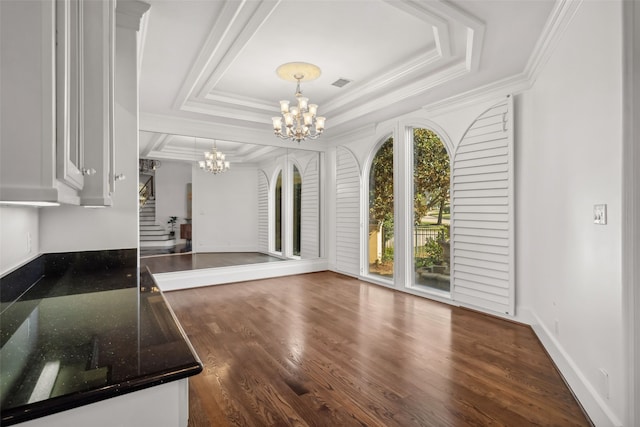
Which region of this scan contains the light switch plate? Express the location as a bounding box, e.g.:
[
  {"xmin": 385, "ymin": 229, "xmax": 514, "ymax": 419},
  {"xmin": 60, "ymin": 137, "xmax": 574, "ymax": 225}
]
[{"xmin": 594, "ymin": 204, "xmax": 607, "ymax": 225}]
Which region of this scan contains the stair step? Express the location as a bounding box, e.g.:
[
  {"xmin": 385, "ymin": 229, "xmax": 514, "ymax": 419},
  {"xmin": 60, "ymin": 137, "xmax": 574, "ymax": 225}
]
[
  {"xmin": 140, "ymin": 229, "xmax": 168, "ymax": 236},
  {"xmin": 140, "ymin": 234, "xmax": 173, "ymax": 241},
  {"xmin": 140, "ymin": 228, "xmax": 163, "ymax": 233},
  {"xmin": 140, "ymin": 239, "xmax": 176, "ymax": 248}
]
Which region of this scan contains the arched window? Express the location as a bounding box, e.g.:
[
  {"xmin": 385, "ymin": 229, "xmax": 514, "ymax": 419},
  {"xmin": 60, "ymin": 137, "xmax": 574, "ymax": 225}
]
[
  {"xmin": 367, "ymin": 136, "xmax": 394, "ymax": 280},
  {"xmin": 412, "ymin": 128, "xmax": 450, "ymax": 292},
  {"xmin": 357, "ymin": 99, "xmax": 513, "ymax": 313},
  {"xmin": 292, "ymin": 165, "xmax": 302, "ymax": 257},
  {"xmin": 274, "ymin": 170, "xmax": 282, "ymax": 254},
  {"xmin": 271, "ymin": 163, "xmax": 302, "ymax": 258}
]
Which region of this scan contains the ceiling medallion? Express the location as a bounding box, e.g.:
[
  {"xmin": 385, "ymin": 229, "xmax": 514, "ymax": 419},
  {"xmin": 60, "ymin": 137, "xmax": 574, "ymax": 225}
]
[{"xmin": 272, "ymin": 62, "xmax": 326, "ymax": 143}]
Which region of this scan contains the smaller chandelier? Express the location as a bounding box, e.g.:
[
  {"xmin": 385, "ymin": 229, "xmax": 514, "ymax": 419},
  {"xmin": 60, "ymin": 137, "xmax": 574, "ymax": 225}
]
[
  {"xmin": 272, "ymin": 62, "xmax": 326, "ymax": 143},
  {"xmin": 198, "ymin": 140, "xmax": 230, "ymax": 174},
  {"xmin": 139, "ymin": 158, "xmax": 161, "ymax": 172}
]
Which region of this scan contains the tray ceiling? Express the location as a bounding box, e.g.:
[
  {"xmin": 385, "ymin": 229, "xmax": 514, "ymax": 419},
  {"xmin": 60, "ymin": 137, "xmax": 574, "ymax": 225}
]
[{"xmin": 139, "ymin": 0, "xmax": 556, "ymax": 159}]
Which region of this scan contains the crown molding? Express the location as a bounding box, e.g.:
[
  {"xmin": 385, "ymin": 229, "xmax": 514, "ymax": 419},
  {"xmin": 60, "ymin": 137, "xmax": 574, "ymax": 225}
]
[
  {"xmin": 136, "ymin": 5, "xmax": 150, "ymax": 82},
  {"xmin": 392, "ymin": 0, "xmax": 486, "ymax": 72},
  {"xmin": 116, "ymin": 0, "xmax": 150, "ymax": 31},
  {"xmin": 524, "ymin": 0, "xmax": 583, "ymax": 85},
  {"xmin": 140, "ymin": 131, "xmax": 167, "ymax": 158},
  {"xmin": 322, "ymin": 49, "xmax": 443, "ymax": 113},
  {"xmin": 139, "ymin": 112, "xmax": 326, "ymax": 152},
  {"xmin": 180, "ymin": 98, "xmax": 272, "ymax": 124},
  {"xmin": 331, "ymin": 61, "xmax": 469, "ymax": 128},
  {"xmin": 420, "ymin": 0, "xmax": 583, "ymax": 117},
  {"xmin": 172, "ymin": 0, "xmax": 279, "ymax": 111},
  {"xmin": 172, "ymin": 0, "xmax": 483, "ymax": 128},
  {"xmin": 421, "ymin": 73, "xmax": 530, "ymax": 116}
]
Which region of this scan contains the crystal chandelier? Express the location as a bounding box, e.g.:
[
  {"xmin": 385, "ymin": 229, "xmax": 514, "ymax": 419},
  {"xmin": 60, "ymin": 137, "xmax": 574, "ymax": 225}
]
[
  {"xmin": 139, "ymin": 158, "xmax": 161, "ymax": 172},
  {"xmin": 272, "ymin": 62, "xmax": 326, "ymax": 143},
  {"xmin": 198, "ymin": 139, "xmax": 230, "ymax": 174}
]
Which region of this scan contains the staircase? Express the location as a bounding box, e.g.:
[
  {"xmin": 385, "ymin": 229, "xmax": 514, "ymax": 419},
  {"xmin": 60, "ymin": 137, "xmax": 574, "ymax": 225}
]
[{"xmin": 139, "ymin": 199, "xmax": 176, "ymax": 256}]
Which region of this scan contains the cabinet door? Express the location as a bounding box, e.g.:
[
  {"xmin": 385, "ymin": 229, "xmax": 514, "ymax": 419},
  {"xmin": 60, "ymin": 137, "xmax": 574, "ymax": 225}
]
[
  {"xmin": 79, "ymin": 0, "xmax": 115, "ymax": 206},
  {"xmin": 56, "ymin": 0, "xmax": 85, "ymax": 191}
]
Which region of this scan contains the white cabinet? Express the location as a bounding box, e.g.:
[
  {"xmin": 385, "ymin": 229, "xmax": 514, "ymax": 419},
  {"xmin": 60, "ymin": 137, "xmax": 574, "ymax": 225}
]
[
  {"xmin": 0, "ymin": 0, "xmax": 115, "ymax": 206},
  {"xmin": 76, "ymin": 0, "xmax": 116, "ymax": 206},
  {"xmin": 55, "ymin": 0, "xmax": 85, "ymax": 194}
]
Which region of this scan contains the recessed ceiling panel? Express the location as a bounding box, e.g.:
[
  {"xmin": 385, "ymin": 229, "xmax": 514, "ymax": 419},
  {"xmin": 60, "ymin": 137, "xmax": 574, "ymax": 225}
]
[
  {"xmin": 139, "ymin": 1, "xmax": 225, "ymax": 112},
  {"xmin": 214, "ymin": 0, "xmax": 436, "ymax": 106},
  {"xmin": 139, "ymin": 0, "xmax": 558, "ymax": 146}
]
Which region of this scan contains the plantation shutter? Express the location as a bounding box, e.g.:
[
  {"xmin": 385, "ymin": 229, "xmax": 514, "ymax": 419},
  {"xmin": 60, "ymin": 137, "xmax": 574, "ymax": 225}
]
[
  {"xmin": 335, "ymin": 147, "xmax": 361, "ymax": 276},
  {"xmin": 257, "ymin": 170, "xmax": 269, "ymax": 253},
  {"xmin": 301, "ymin": 156, "xmax": 320, "ymax": 258},
  {"xmin": 451, "ymin": 96, "xmax": 515, "ymax": 315}
]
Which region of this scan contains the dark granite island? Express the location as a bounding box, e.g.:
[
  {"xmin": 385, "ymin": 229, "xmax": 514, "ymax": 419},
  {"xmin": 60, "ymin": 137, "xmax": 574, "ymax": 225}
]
[{"xmin": 0, "ymin": 250, "xmax": 202, "ymax": 426}]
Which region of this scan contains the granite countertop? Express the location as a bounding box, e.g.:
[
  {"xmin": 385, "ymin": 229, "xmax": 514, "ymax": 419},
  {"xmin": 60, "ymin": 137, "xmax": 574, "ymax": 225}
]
[{"xmin": 0, "ymin": 250, "xmax": 202, "ymax": 426}]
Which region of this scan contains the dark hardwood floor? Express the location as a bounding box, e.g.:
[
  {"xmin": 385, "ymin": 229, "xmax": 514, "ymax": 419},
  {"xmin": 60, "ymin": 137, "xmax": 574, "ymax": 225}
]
[
  {"xmin": 164, "ymin": 271, "xmax": 591, "ymax": 427},
  {"xmin": 141, "ymin": 252, "xmax": 284, "ymax": 274}
]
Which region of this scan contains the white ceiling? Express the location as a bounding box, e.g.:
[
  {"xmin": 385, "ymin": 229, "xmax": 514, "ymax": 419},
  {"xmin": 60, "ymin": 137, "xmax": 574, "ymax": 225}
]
[{"xmin": 138, "ymin": 0, "xmax": 556, "ymax": 162}]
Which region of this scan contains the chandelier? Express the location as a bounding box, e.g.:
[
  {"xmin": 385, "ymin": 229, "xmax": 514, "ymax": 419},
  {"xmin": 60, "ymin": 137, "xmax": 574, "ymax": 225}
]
[
  {"xmin": 198, "ymin": 139, "xmax": 230, "ymax": 174},
  {"xmin": 139, "ymin": 158, "xmax": 161, "ymax": 172},
  {"xmin": 272, "ymin": 62, "xmax": 326, "ymax": 143}
]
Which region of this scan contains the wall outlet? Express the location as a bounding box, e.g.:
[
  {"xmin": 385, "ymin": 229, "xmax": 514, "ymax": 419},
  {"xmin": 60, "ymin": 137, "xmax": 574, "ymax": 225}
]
[{"xmin": 594, "ymin": 204, "xmax": 607, "ymax": 225}]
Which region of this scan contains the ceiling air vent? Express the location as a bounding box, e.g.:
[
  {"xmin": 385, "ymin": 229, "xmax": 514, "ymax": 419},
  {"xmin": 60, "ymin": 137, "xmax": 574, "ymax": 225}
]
[{"xmin": 331, "ymin": 78, "xmax": 352, "ymax": 88}]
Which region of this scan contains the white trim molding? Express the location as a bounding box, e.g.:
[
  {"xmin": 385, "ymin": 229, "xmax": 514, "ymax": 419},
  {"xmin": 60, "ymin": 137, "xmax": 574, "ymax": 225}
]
[
  {"xmin": 421, "ymin": 0, "xmax": 583, "ymax": 117},
  {"xmin": 623, "ymin": 0, "xmax": 640, "ymax": 425},
  {"xmin": 153, "ymin": 258, "xmax": 328, "ymax": 291},
  {"xmin": 521, "ymin": 308, "xmax": 623, "ymax": 427},
  {"xmin": 115, "ymin": 0, "xmax": 150, "ymax": 31}
]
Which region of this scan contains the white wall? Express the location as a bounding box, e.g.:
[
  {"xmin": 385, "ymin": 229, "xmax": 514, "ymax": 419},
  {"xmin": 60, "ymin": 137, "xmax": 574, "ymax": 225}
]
[
  {"xmin": 39, "ymin": 18, "xmax": 140, "ymax": 253},
  {"xmin": 155, "ymin": 160, "xmax": 191, "ymax": 242},
  {"xmin": 192, "ymin": 165, "xmax": 258, "ymax": 252},
  {"xmin": 516, "ymin": 2, "xmax": 624, "ymax": 425},
  {"xmin": 0, "ymin": 206, "xmax": 39, "ymax": 274}
]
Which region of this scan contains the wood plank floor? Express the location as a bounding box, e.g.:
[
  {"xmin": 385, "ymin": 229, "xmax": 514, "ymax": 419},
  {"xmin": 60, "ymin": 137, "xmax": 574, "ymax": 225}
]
[{"xmin": 164, "ymin": 271, "xmax": 591, "ymax": 427}]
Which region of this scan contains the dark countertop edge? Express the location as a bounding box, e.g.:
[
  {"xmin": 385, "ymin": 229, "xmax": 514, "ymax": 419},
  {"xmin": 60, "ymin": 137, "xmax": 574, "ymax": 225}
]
[
  {"xmin": 1, "ymin": 259, "xmax": 204, "ymax": 426},
  {"xmin": 1, "ymin": 363, "xmax": 203, "ymax": 426}
]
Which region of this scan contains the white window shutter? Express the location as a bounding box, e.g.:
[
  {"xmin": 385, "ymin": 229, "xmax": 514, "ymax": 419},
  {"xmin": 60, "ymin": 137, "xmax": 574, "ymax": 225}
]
[
  {"xmin": 301, "ymin": 156, "xmax": 320, "ymax": 259},
  {"xmin": 451, "ymin": 96, "xmax": 515, "ymax": 315},
  {"xmin": 335, "ymin": 147, "xmax": 361, "ymax": 276},
  {"xmin": 257, "ymin": 170, "xmax": 269, "ymax": 253}
]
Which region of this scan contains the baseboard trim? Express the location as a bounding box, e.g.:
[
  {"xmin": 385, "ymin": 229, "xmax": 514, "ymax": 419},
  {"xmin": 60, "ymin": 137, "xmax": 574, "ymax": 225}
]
[
  {"xmin": 193, "ymin": 245, "xmax": 258, "ymax": 253},
  {"xmin": 519, "ymin": 307, "xmax": 622, "ymax": 427},
  {"xmin": 153, "ymin": 258, "xmax": 329, "ymax": 291}
]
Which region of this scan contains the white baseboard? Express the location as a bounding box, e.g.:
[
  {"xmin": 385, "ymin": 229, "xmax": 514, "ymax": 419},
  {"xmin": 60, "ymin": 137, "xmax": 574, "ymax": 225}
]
[
  {"xmin": 153, "ymin": 258, "xmax": 329, "ymax": 291},
  {"xmin": 518, "ymin": 307, "xmax": 623, "ymax": 427}
]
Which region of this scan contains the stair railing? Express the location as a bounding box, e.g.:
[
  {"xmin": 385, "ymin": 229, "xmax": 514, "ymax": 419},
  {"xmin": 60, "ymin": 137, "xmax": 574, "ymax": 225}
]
[{"xmin": 139, "ymin": 175, "xmax": 154, "ymax": 210}]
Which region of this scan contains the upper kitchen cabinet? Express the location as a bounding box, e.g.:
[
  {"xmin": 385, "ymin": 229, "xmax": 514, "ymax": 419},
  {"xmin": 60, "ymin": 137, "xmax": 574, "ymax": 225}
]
[{"xmin": 0, "ymin": 0, "xmax": 115, "ymax": 206}]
